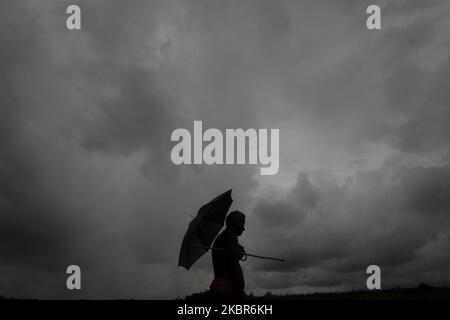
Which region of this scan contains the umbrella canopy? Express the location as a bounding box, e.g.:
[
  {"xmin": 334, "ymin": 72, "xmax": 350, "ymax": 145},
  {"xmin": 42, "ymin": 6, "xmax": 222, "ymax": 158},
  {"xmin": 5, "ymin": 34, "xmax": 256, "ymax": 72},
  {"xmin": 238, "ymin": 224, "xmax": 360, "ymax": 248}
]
[{"xmin": 178, "ymin": 189, "xmax": 233, "ymax": 270}]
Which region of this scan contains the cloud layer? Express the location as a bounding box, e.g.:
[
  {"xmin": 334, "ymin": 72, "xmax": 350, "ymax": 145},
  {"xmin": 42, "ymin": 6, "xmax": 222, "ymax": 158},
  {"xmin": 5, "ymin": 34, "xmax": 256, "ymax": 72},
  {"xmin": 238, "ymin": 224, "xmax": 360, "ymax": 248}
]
[{"xmin": 0, "ymin": 0, "xmax": 449, "ymax": 298}]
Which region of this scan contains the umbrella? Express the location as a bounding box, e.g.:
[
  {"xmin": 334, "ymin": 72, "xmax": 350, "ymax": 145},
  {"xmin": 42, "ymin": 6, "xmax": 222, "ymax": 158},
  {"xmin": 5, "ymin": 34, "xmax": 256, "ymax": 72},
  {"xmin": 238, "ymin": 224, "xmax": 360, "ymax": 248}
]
[{"xmin": 178, "ymin": 189, "xmax": 233, "ymax": 270}]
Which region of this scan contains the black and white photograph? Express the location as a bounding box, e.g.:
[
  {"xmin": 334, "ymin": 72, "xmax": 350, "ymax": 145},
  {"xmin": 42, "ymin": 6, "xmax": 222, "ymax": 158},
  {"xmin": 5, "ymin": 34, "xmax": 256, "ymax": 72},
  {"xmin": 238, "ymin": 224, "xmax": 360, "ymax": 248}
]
[{"xmin": 1, "ymin": 0, "xmax": 449, "ymax": 316}]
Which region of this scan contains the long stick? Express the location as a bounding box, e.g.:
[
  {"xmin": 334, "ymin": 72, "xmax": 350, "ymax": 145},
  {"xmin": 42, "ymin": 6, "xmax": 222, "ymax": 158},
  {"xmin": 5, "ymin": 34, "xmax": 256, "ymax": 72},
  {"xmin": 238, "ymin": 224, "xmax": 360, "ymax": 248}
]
[{"xmin": 192, "ymin": 244, "xmax": 285, "ymax": 262}]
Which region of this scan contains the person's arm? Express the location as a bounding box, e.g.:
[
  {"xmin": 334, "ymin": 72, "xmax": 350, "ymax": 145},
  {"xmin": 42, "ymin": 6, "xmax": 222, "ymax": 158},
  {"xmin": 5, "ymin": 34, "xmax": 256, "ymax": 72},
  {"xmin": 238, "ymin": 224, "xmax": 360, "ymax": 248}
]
[
  {"xmin": 224, "ymin": 234, "xmax": 245, "ymax": 292},
  {"xmin": 238, "ymin": 244, "xmax": 246, "ymax": 261}
]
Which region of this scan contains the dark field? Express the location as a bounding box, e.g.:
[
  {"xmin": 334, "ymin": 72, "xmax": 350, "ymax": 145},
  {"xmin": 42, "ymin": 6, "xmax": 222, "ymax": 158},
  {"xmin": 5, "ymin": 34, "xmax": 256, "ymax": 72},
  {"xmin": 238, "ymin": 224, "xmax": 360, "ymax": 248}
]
[{"xmin": 184, "ymin": 284, "xmax": 450, "ymax": 301}]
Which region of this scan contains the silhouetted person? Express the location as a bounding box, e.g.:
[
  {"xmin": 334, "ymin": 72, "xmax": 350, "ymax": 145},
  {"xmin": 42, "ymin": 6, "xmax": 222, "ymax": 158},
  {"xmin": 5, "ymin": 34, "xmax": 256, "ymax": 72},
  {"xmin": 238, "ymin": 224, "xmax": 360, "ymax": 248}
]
[{"xmin": 210, "ymin": 211, "xmax": 246, "ymax": 300}]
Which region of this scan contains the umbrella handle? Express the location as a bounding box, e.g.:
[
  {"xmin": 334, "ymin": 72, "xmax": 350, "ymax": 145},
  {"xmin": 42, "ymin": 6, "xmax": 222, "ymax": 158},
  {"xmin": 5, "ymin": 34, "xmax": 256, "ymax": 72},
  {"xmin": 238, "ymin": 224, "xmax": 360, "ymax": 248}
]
[{"xmin": 191, "ymin": 244, "xmax": 285, "ymax": 262}]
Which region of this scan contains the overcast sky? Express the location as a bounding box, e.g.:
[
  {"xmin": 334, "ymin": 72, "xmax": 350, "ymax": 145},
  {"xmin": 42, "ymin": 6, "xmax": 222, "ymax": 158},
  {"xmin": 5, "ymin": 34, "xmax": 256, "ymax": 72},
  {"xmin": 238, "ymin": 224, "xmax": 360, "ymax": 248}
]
[{"xmin": 1, "ymin": 0, "xmax": 449, "ymax": 299}]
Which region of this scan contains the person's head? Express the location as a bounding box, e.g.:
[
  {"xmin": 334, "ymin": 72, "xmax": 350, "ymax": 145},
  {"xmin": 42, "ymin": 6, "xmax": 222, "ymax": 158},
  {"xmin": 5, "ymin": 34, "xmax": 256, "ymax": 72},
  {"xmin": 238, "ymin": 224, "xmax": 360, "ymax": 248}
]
[{"xmin": 226, "ymin": 211, "xmax": 246, "ymax": 236}]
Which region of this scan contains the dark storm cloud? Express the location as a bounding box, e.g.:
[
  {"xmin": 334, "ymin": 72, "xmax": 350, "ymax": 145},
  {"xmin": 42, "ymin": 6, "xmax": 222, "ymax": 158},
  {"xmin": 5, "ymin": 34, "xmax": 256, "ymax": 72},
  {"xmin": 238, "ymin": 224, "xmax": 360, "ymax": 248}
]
[
  {"xmin": 79, "ymin": 65, "xmax": 180, "ymax": 180},
  {"xmin": 80, "ymin": 68, "xmax": 175, "ymax": 154},
  {"xmin": 0, "ymin": 1, "xmax": 71, "ymax": 262},
  {"xmin": 357, "ymin": 1, "xmax": 450, "ymax": 154},
  {"xmin": 0, "ymin": 0, "xmax": 187, "ymax": 298},
  {"xmin": 1, "ymin": 0, "xmax": 450, "ymax": 299},
  {"xmin": 76, "ymin": 1, "xmax": 180, "ymax": 161},
  {"xmin": 401, "ymin": 165, "xmax": 450, "ymax": 216},
  {"xmin": 253, "ymin": 173, "xmax": 318, "ymax": 228},
  {"xmin": 250, "ymin": 160, "xmax": 450, "ymax": 291}
]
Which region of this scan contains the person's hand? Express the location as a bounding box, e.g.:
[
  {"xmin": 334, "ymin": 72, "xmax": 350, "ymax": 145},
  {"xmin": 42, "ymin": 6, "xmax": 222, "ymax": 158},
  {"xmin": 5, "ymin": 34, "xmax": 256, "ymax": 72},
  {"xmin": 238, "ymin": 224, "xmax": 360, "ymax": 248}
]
[{"xmin": 238, "ymin": 245, "xmax": 247, "ymax": 261}]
